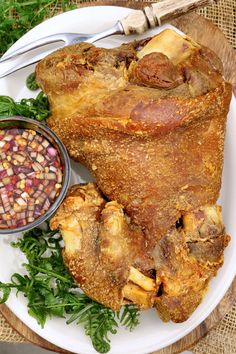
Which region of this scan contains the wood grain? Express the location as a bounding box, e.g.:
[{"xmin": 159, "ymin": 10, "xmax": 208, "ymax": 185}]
[
  {"xmin": 0, "ymin": 7, "xmax": 236, "ymax": 354},
  {"xmin": 151, "ymin": 0, "xmax": 217, "ymax": 25},
  {"xmin": 121, "ymin": 0, "xmax": 216, "ymax": 34},
  {"xmin": 171, "ymin": 12, "xmax": 236, "ymax": 94},
  {"xmin": 154, "ymin": 277, "xmax": 236, "ymax": 354}
]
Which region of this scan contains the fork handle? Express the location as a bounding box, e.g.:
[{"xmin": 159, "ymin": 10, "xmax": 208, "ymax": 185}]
[{"xmin": 120, "ymin": 0, "xmax": 218, "ymax": 35}]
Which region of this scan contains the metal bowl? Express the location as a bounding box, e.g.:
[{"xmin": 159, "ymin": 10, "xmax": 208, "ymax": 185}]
[{"xmin": 0, "ymin": 116, "xmax": 71, "ymax": 235}]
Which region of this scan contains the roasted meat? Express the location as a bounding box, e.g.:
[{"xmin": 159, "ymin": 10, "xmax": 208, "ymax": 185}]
[
  {"xmin": 154, "ymin": 205, "xmax": 230, "ymax": 322},
  {"xmin": 37, "ymin": 29, "xmax": 231, "ymax": 321},
  {"xmin": 50, "ymin": 183, "xmax": 157, "ymax": 310},
  {"xmin": 36, "ymin": 29, "xmax": 232, "ymax": 245},
  {"xmin": 50, "ymin": 183, "xmax": 229, "ymax": 321}
]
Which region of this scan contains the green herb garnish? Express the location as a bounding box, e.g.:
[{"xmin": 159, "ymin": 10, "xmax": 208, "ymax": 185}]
[
  {"xmin": 0, "ymin": 1, "xmax": 76, "ymax": 56},
  {"xmin": 0, "ymin": 4, "xmax": 140, "ymax": 351},
  {"xmin": 0, "ymin": 92, "xmax": 50, "ymax": 121},
  {"xmin": 26, "ymin": 72, "xmax": 39, "ymax": 91},
  {"xmin": 0, "ymin": 224, "xmax": 140, "ymax": 353}
]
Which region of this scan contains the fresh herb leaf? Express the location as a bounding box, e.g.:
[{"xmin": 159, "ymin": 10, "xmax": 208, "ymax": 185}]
[
  {"xmin": 119, "ymin": 304, "xmax": 140, "ymax": 331},
  {"xmin": 0, "ymin": 224, "xmax": 140, "ymax": 353},
  {"xmin": 65, "ymin": 294, "xmax": 118, "ymax": 353},
  {"xmin": 0, "ymin": 284, "xmax": 11, "ymax": 304},
  {"xmin": 0, "ymin": 92, "xmax": 50, "ymax": 121},
  {"xmin": 26, "ymin": 72, "xmax": 39, "ymax": 91},
  {"xmin": 0, "ymin": 4, "xmax": 140, "ymax": 351},
  {"xmin": 0, "ymin": 1, "xmax": 76, "ymax": 56}
]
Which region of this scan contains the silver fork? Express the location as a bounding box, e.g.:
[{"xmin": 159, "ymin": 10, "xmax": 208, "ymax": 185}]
[
  {"xmin": 0, "ymin": 23, "xmax": 123, "ymax": 78},
  {"xmin": 0, "ymin": 0, "xmax": 217, "ymax": 78}
]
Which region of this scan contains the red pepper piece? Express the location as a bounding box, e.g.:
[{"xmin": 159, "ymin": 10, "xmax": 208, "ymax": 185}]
[
  {"xmin": 3, "ymin": 142, "xmax": 10, "ymax": 151},
  {"xmin": 11, "ymin": 175, "xmax": 19, "ymax": 184},
  {"xmin": 24, "ymin": 186, "xmax": 32, "ymax": 194},
  {"xmin": 33, "ymin": 178, "xmax": 40, "ymax": 187}
]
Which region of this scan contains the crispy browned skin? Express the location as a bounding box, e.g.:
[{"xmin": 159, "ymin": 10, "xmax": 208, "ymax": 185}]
[
  {"xmin": 50, "ymin": 183, "xmax": 157, "ymax": 310},
  {"xmin": 38, "ymin": 30, "xmax": 231, "ymax": 321},
  {"xmin": 36, "ymin": 30, "xmax": 232, "ymax": 245},
  {"xmin": 50, "ymin": 183, "xmax": 229, "ymax": 321},
  {"xmin": 154, "ymin": 205, "xmax": 230, "ymax": 322}
]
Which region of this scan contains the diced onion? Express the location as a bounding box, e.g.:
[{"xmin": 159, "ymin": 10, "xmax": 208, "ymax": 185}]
[{"xmin": 0, "ymin": 127, "xmax": 63, "ymax": 229}]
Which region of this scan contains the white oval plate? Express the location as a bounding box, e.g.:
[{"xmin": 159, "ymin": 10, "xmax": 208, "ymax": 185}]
[{"xmin": 0, "ymin": 6, "xmax": 236, "ymax": 354}]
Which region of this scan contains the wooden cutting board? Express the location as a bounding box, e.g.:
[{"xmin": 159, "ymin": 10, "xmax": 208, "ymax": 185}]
[{"xmin": 0, "ymin": 7, "xmax": 236, "ymax": 354}]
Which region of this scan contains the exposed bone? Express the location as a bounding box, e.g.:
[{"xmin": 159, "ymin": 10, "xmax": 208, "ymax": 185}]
[
  {"xmin": 137, "ymin": 29, "xmax": 200, "ymax": 64},
  {"xmin": 60, "ymin": 215, "xmax": 82, "ymax": 255},
  {"xmin": 183, "ymin": 205, "xmax": 223, "ymax": 233},
  {"xmin": 122, "ymin": 283, "xmax": 155, "ymax": 309},
  {"xmin": 128, "ymin": 266, "xmax": 156, "ymax": 291}
]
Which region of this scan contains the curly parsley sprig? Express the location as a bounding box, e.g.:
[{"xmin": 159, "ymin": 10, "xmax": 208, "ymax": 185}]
[{"xmin": 0, "ymin": 224, "xmax": 140, "ymax": 353}]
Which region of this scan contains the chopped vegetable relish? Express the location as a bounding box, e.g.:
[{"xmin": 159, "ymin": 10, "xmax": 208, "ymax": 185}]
[{"xmin": 0, "ymin": 128, "xmax": 63, "ymax": 229}]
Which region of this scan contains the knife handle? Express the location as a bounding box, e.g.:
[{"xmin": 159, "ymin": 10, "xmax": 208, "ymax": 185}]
[
  {"xmin": 148, "ymin": 0, "xmax": 218, "ymax": 26},
  {"xmin": 120, "ymin": 0, "xmax": 218, "ymax": 35}
]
